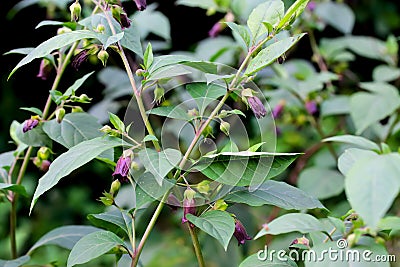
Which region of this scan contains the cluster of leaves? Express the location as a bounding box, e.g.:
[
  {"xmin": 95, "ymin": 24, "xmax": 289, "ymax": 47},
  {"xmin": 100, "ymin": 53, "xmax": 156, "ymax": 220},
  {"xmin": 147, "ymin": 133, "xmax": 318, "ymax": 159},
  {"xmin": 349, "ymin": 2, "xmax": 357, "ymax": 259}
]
[{"xmin": 0, "ymin": 0, "xmax": 399, "ymax": 266}]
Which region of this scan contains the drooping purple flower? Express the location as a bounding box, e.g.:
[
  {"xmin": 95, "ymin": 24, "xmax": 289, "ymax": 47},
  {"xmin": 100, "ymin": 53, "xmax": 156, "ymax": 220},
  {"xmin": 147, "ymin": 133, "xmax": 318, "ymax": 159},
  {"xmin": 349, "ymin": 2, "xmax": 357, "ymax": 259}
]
[
  {"xmin": 119, "ymin": 12, "xmax": 131, "ymax": 29},
  {"xmin": 209, "ymin": 22, "xmax": 223, "ymax": 38},
  {"xmin": 233, "ymin": 219, "xmax": 252, "ymax": 246},
  {"xmin": 23, "ymin": 119, "xmax": 39, "ymax": 133},
  {"xmin": 305, "ymin": 100, "xmax": 318, "ymax": 115},
  {"xmin": 182, "ymin": 197, "xmax": 196, "ymax": 224},
  {"xmin": 71, "ymin": 50, "xmax": 89, "ymax": 70},
  {"xmin": 307, "ymin": 1, "xmax": 316, "ymax": 12},
  {"xmin": 133, "ymin": 0, "xmax": 147, "ymax": 11},
  {"xmin": 272, "ymin": 100, "xmax": 286, "ymax": 119},
  {"xmin": 112, "ymin": 155, "xmax": 131, "ymax": 183},
  {"xmin": 37, "ymin": 59, "xmax": 52, "ymax": 80},
  {"xmin": 248, "ymin": 96, "xmax": 267, "ymax": 119}
]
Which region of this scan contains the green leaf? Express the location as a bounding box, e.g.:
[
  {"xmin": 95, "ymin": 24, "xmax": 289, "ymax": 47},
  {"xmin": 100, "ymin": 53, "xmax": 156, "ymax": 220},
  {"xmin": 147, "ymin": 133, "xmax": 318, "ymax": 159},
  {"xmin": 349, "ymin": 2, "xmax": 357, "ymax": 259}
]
[
  {"xmin": 9, "ymin": 30, "xmax": 98, "ymax": 79},
  {"xmin": 43, "ymin": 113, "xmax": 103, "ymax": 148},
  {"xmin": 277, "ymin": 0, "xmax": 310, "ymax": 30},
  {"xmin": 20, "ymin": 107, "xmax": 43, "ymax": 116},
  {"xmin": 0, "ymin": 255, "xmax": 30, "ymax": 267},
  {"xmin": 377, "ymin": 216, "xmax": 400, "ymax": 231},
  {"xmin": 143, "ymin": 42, "xmax": 154, "ymax": 69},
  {"xmin": 133, "ymin": 9, "xmax": 171, "ymax": 41},
  {"xmin": 16, "ymin": 123, "xmax": 51, "ymax": 147},
  {"xmin": 246, "ymin": 34, "xmax": 306, "ymax": 75},
  {"xmin": 225, "ymin": 22, "xmax": 251, "ymax": 48},
  {"xmin": 298, "ymin": 167, "xmax": 344, "ymax": 200},
  {"xmin": 0, "ymin": 183, "xmax": 28, "ymax": 197},
  {"xmin": 345, "ymin": 153, "xmax": 400, "ymax": 228},
  {"xmin": 320, "ymin": 95, "xmax": 350, "ymax": 117},
  {"xmin": 143, "ymin": 135, "xmax": 158, "ymax": 142},
  {"xmin": 148, "ymin": 106, "xmax": 191, "ymax": 121},
  {"xmin": 120, "ymin": 22, "xmax": 143, "ymax": 57},
  {"xmin": 64, "ymin": 71, "xmax": 95, "ymax": 96},
  {"xmin": 138, "ymin": 148, "xmax": 182, "ymax": 185},
  {"xmin": 323, "ymin": 135, "xmax": 380, "ymax": 151},
  {"xmin": 4, "ymin": 47, "xmax": 34, "ymax": 55},
  {"xmin": 337, "ymin": 148, "xmax": 377, "ymax": 176},
  {"xmin": 254, "ymin": 213, "xmax": 325, "ymax": 239},
  {"xmin": 247, "ymin": 142, "xmax": 266, "ymax": 152},
  {"xmin": 225, "ymin": 180, "xmax": 325, "ymax": 210},
  {"xmin": 372, "ymin": 65, "xmax": 400, "ymax": 82},
  {"xmin": 186, "ymin": 82, "xmax": 227, "ymax": 115},
  {"xmin": 181, "ymin": 61, "xmax": 218, "ymax": 74},
  {"xmin": 104, "ymin": 32, "xmax": 124, "ymax": 50},
  {"xmin": 193, "ymin": 151, "xmax": 299, "ymax": 187},
  {"xmin": 350, "ymin": 83, "xmax": 400, "ymax": 134},
  {"xmin": 108, "ymin": 112, "xmax": 125, "ymax": 132},
  {"xmin": 186, "ymin": 210, "xmax": 235, "ymax": 251},
  {"xmin": 247, "ymin": 0, "xmax": 284, "ymax": 42},
  {"xmin": 30, "ymin": 137, "xmax": 129, "ymax": 213},
  {"xmin": 135, "ymin": 172, "xmax": 176, "ymax": 208},
  {"xmin": 67, "ymin": 230, "xmax": 126, "ymax": 267},
  {"xmin": 315, "ymin": 2, "xmax": 355, "ymax": 34},
  {"xmin": 239, "ymin": 253, "xmax": 297, "ymax": 267},
  {"xmin": 87, "ymin": 209, "xmax": 132, "ymax": 238},
  {"xmin": 0, "ymin": 151, "xmax": 15, "ymax": 168},
  {"xmin": 28, "ymin": 225, "xmax": 100, "ymax": 253}
]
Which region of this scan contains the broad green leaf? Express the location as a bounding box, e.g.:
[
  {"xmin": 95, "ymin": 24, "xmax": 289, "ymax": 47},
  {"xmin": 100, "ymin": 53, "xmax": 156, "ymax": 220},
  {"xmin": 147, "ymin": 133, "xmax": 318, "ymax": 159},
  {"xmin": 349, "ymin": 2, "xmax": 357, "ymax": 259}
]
[
  {"xmin": 108, "ymin": 112, "xmax": 125, "ymax": 132},
  {"xmin": 16, "ymin": 123, "xmax": 51, "ymax": 147},
  {"xmin": 43, "ymin": 113, "xmax": 103, "ymax": 148},
  {"xmin": 298, "ymin": 168, "xmax": 344, "ymax": 200},
  {"xmin": 345, "ymin": 153, "xmax": 400, "ymax": 228},
  {"xmin": 143, "ymin": 135, "xmax": 158, "ymax": 142},
  {"xmin": 0, "ymin": 255, "xmax": 30, "ymax": 267},
  {"xmin": 148, "ymin": 106, "xmax": 191, "ymax": 121},
  {"xmin": 350, "ymin": 83, "xmax": 400, "ymax": 134},
  {"xmin": 247, "ymin": 142, "xmax": 266, "ymax": 152},
  {"xmin": 225, "ymin": 180, "xmax": 325, "ymax": 210},
  {"xmin": 305, "ymin": 238, "xmax": 390, "ymax": 267},
  {"xmin": 277, "ymin": 0, "xmax": 310, "ymax": 30},
  {"xmin": 30, "ymin": 137, "xmax": 129, "ymax": 213},
  {"xmin": 255, "ymin": 213, "xmax": 325, "ymax": 239},
  {"xmin": 104, "ymin": 32, "xmax": 124, "ymax": 50},
  {"xmin": 35, "ymin": 20, "xmax": 70, "ymax": 29},
  {"xmin": 148, "ymin": 55, "xmax": 196, "ymax": 74},
  {"xmin": 205, "ymin": 73, "xmax": 235, "ymax": 85},
  {"xmin": 186, "ymin": 82, "xmax": 226, "ymax": 115},
  {"xmin": 67, "ymin": 230, "xmax": 126, "ymax": 267},
  {"xmin": 9, "ymin": 30, "xmax": 98, "ymax": 79},
  {"xmin": 138, "ymin": 148, "xmax": 182, "ymax": 185},
  {"xmin": 186, "ymin": 210, "xmax": 235, "ymax": 251},
  {"xmin": 0, "ymin": 151, "xmax": 15, "ymax": 168},
  {"xmin": 87, "ymin": 209, "xmax": 132, "ymax": 238},
  {"xmin": 372, "ymin": 65, "xmax": 400, "ymax": 82},
  {"xmin": 323, "ymin": 135, "xmax": 380, "ymax": 151},
  {"xmin": 143, "ymin": 42, "xmax": 154, "ymax": 69},
  {"xmin": 135, "ymin": 172, "xmax": 176, "ymax": 208},
  {"xmin": 247, "ymin": 0, "xmax": 284, "ymax": 42},
  {"xmin": 321, "ymin": 95, "xmax": 350, "ymax": 117},
  {"xmin": 120, "ymin": 22, "xmax": 143, "ymax": 57},
  {"xmin": 28, "ymin": 225, "xmax": 100, "ymax": 253},
  {"xmin": 133, "ymin": 9, "xmax": 171, "ymax": 41},
  {"xmin": 20, "ymin": 107, "xmax": 43, "ymax": 116},
  {"xmin": 246, "ymin": 34, "xmax": 306, "ymax": 75},
  {"xmin": 337, "ymin": 148, "xmax": 377, "ymax": 176},
  {"xmin": 181, "ymin": 61, "xmax": 218, "ymax": 74},
  {"xmin": 315, "ymin": 2, "xmax": 355, "ymax": 34},
  {"xmin": 377, "ymin": 216, "xmax": 400, "ymax": 231},
  {"xmin": 0, "ymin": 183, "xmax": 28, "ymax": 197},
  {"xmin": 4, "ymin": 47, "xmax": 34, "ymax": 55},
  {"xmin": 194, "ymin": 151, "xmax": 299, "ymax": 187},
  {"xmin": 239, "ymin": 253, "xmax": 297, "ymax": 267},
  {"xmin": 226, "ymin": 22, "xmax": 251, "ymax": 48},
  {"xmin": 64, "ymin": 71, "xmax": 95, "ymax": 96}
]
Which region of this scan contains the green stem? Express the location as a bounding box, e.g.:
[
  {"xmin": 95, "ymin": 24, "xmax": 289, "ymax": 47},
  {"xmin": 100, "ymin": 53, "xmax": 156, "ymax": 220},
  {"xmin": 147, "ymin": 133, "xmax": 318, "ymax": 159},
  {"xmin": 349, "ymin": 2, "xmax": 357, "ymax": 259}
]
[{"xmin": 188, "ymin": 225, "xmax": 205, "ymax": 267}]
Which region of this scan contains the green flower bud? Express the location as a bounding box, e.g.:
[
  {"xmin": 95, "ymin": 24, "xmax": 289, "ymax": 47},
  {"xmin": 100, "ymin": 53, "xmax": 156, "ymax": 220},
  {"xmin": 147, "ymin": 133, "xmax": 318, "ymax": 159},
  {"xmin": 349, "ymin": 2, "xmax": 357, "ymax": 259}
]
[
  {"xmin": 184, "ymin": 188, "xmax": 196, "ymax": 201},
  {"xmin": 96, "ymin": 24, "xmax": 105, "ymax": 33},
  {"xmin": 100, "ymin": 125, "xmax": 112, "ymax": 134},
  {"xmin": 99, "ymin": 192, "xmax": 114, "ymax": 206},
  {"xmin": 97, "ymin": 50, "xmax": 109, "ymax": 67},
  {"xmin": 153, "ymin": 86, "xmax": 165, "ymax": 104},
  {"xmin": 71, "ymin": 106, "xmax": 84, "ymax": 113},
  {"xmin": 202, "ymin": 125, "xmax": 214, "ymax": 138},
  {"xmin": 57, "ymin": 26, "xmax": 72, "ymax": 35},
  {"xmin": 187, "ymin": 108, "xmax": 199, "ymax": 118},
  {"xmin": 220, "ymin": 121, "xmax": 230, "ymax": 136},
  {"xmin": 55, "ymin": 108, "xmax": 65, "ymax": 123},
  {"xmin": 37, "ymin": 147, "xmax": 51, "ymax": 160},
  {"xmin": 196, "ymin": 180, "xmax": 210, "ymax": 194},
  {"xmin": 131, "ymin": 161, "xmax": 140, "ymax": 171},
  {"xmin": 78, "ymin": 94, "xmax": 92, "ymax": 103},
  {"xmin": 69, "ymin": 0, "xmax": 81, "ymax": 22},
  {"xmin": 135, "ymin": 68, "xmax": 145, "ymax": 76},
  {"xmin": 110, "ymin": 179, "xmax": 121, "ymax": 195},
  {"xmin": 213, "ymin": 199, "xmax": 228, "ymax": 211},
  {"xmin": 33, "ymin": 157, "xmax": 42, "ymax": 168}
]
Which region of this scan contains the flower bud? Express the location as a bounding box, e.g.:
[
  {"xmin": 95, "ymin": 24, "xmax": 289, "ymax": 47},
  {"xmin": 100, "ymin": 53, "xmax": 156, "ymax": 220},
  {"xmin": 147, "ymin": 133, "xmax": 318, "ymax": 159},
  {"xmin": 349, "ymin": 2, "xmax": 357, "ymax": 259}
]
[
  {"xmin": 40, "ymin": 160, "xmax": 51, "ymax": 172},
  {"xmin": 33, "ymin": 157, "xmax": 42, "ymax": 168},
  {"xmin": 111, "ymin": 5, "xmax": 131, "ymax": 29},
  {"xmin": 78, "ymin": 94, "xmax": 92, "ymax": 103},
  {"xmin": 37, "ymin": 58, "xmax": 53, "ymax": 80},
  {"xmin": 130, "ymin": 161, "xmax": 140, "ymax": 171},
  {"xmin": 272, "ymin": 100, "xmax": 285, "ymax": 119},
  {"xmin": 97, "ymin": 50, "xmax": 109, "ymax": 67},
  {"xmin": 196, "ymin": 180, "xmax": 210, "ymax": 194},
  {"xmin": 135, "ymin": 68, "xmax": 145, "ymax": 76},
  {"xmin": 100, "ymin": 125, "xmax": 112, "ymax": 134},
  {"xmin": 305, "ymin": 100, "xmax": 318, "ymax": 116},
  {"xmin": 55, "ymin": 108, "xmax": 65, "ymax": 123},
  {"xmin": 220, "ymin": 121, "xmax": 230, "ymax": 136},
  {"xmin": 290, "ymin": 236, "xmax": 310, "ymax": 249},
  {"xmin": 213, "ymin": 199, "xmax": 228, "ymax": 211},
  {"xmin": 133, "ymin": 0, "xmax": 147, "ymax": 11},
  {"xmin": 112, "ymin": 154, "xmax": 132, "ymax": 183},
  {"xmin": 99, "ymin": 192, "xmax": 114, "ymax": 206},
  {"xmin": 57, "ymin": 26, "xmax": 72, "ymax": 35},
  {"xmin": 69, "ymin": 0, "xmax": 81, "ymax": 22},
  {"xmin": 37, "ymin": 147, "xmax": 51, "ymax": 160},
  {"xmin": 72, "ymin": 106, "xmax": 84, "ymax": 113},
  {"xmin": 182, "ymin": 188, "xmax": 196, "ymax": 225},
  {"xmin": 110, "ymin": 179, "xmax": 121, "ymax": 195},
  {"xmin": 153, "ymin": 86, "xmax": 165, "ymax": 105},
  {"xmin": 23, "ymin": 118, "xmax": 39, "ymax": 133},
  {"xmin": 202, "ymin": 125, "xmax": 214, "ymax": 138},
  {"xmin": 96, "ymin": 24, "xmax": 105, "ymax": 33},
  {"xmin": 248, "ymin": 96, "xmax": 267, "ymax": 119},
  {"xmin": 233, "ymin": 219, "xmax": 252, "ymax": 246}
]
